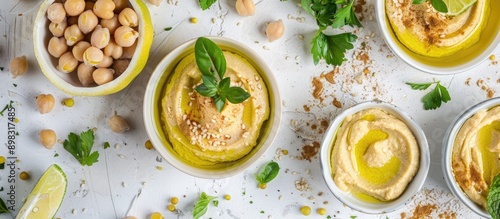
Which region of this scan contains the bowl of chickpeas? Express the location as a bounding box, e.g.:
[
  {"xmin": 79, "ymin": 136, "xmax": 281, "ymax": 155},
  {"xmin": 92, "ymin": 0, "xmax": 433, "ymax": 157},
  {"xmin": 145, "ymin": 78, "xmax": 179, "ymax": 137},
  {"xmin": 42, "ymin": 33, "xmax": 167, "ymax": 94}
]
[{"xmin": 33, "ymin": 0, "xmax": 153, "ymax": 96}]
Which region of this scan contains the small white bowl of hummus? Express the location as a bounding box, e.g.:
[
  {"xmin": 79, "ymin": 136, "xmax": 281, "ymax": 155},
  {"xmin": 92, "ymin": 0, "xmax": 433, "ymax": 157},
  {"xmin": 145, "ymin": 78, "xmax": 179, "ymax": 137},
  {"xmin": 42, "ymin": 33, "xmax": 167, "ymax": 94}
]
[
  {"xmin": 375, "ymin": 0, "xmax": 500, "ymax": 74},
  {"xmin": 143, "ymin": 37, "xmax": 281, "ymax": 179},
  {"xmin": 443, "ymin": 97, "xmax": 500, "ymax": 218},
  {"xmin": 319, "ymin": 101, "xmax": 430, "ymax": 213}
]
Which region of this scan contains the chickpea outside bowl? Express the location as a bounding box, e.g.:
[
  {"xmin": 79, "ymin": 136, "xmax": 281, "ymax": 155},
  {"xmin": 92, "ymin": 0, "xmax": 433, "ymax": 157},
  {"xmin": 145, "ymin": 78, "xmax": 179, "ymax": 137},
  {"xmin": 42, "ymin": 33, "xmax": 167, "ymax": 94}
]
[{"xmin": 33, "ymin": 0, "xmax": 153, "ymax": 96}]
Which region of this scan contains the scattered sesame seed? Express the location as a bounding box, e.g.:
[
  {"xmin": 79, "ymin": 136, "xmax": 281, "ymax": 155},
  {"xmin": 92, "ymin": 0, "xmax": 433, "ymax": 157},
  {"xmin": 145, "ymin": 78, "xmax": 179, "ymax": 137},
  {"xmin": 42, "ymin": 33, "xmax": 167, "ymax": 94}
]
[{"xmin": 122, "ymin": 182, "xmax": 127, "ymax": 187}]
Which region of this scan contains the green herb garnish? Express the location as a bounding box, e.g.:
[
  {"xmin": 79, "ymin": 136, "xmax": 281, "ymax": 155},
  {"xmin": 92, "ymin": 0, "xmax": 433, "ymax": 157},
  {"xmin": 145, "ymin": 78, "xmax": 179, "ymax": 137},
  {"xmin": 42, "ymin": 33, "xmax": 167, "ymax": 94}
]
[
  {"xmin": 199, "ymin": 0, "xmax": 217, "ymax": 10},
  {"xmin": 63, "ymin": 129, "xmax": 99, "ymax": 166},
  {"xmin": 194, "ymin": 37, "xmax": 251, "ymax": 112},
  {"xmin": 488, "ymin": 174, "xmax": 500, "ymax": 219},
  {"xmin": 193, "ymin": 192, "xmax": 218, "ymax": 219},
  {"xmin": 412, "ymin": 0, "xmax": 448, "ymax": 13},
  {"xmin": 104, "ymin": 142, "xmax": 110, "ymax": 149},
  {"xmin": 301, "ymin": 0, "xmax": 361, "ymax": 66},
  {"xmin": 164, "ymin": 27, "xmax": 172, "ymax": 31},
  {"xmin": 255, "ymin": 161, "xmax": 280, "ymax": 187},
  {"xmin": 406, "ymin": 81, "xmax": 451, "ymax": 110},
  {"xmin": 0, "ymin": 198, "xmax": 9, "ymax": 214}
]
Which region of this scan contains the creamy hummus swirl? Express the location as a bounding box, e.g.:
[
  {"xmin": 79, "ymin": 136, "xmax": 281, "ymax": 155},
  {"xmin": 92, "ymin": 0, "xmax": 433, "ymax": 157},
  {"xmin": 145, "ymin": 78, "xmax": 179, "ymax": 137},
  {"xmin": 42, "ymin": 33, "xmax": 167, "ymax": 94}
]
[
  {"xmin": 331, "ymin": 108, "xmax": 420, "ymax": 201},
  {"xmin": 452, "ymin": 106, "xmax": 500, "ymax": 209},
  {"xmin": 385, "ymin": 0, "xmax": 489, "ymax": 57},
  {"xmin": 161, "ymin": 51, "xmax": 269, "ymax": 166}
]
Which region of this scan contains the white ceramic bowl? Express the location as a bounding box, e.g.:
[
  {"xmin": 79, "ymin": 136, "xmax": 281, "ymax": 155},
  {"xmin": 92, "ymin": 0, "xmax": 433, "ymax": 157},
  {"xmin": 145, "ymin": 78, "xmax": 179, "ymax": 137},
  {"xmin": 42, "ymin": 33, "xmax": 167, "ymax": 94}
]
[
  {"xmin": 33, "ymin": 0, "xmax": 153, "ymax": 96},
  {"xmin": 442, "ymin": 97, "xmax": 500, "ymax": 218},
  {"xmin": 319, "ymin": 101, "xmax": 430, "ymax": 213},
  {"xmin": 375, "ymin": 0, "xmax": 500, "ymax": 75},
  {"xmin": 143, "ymin": 37, "xmax": 281, "ymax": 179}
]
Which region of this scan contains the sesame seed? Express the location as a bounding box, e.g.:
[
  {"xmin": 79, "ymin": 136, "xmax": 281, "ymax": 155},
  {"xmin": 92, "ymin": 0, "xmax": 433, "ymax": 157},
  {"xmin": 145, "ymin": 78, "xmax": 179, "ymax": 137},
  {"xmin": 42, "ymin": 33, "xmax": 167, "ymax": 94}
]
[{"xmin": 32, "ymin": 207, "xmax": 39, "ymax": 213}]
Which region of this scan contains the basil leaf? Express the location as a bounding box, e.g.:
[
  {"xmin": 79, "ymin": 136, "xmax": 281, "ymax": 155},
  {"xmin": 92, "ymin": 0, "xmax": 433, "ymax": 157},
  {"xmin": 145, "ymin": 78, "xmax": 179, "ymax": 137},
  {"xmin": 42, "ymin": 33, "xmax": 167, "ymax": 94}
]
[
  {"xmin": 193, "ymin": 192, "xmax": 217, "ymax": 219},
  {"xmin": 430, "ymin": 0, "xmax": 448, "ymax": 13},
  {"xmin": 202, "ymin": 75, "xmax": 217, "ymax": 90},
  {"xmin": 406, "ymin": 82, "xmax": 434, "ymax": 90},
  {"xmin": 226, "ymin": 87, "xmax": 250, "ymax": 104},
  {"xmin": 255, "ymin": 161, "xmax": 280, "ymax": 184},
  {"xmin": 219, "ymin": 77, "xmax": 231, "ymax": 92},
  {"xmin": 412, "ymin": 0, "xmax": 426, "ymax": 4},
  {"xmin": 0, "ymin": 198, "xmax": 9, "ymax": 214},
  {"xmin": 214, "ymin": 96, "xmax": 226, "ymax": 112},
  {"xmin": 195, "ymin": 37, "xmax": 226, "ymax": 80},
  {"xmin": 195, "ymin": 84, "xmax": 216, "ymax": 97},
  {"xmin": 199, "ymin": 0, "xmax": 217, "ymax": 10}
]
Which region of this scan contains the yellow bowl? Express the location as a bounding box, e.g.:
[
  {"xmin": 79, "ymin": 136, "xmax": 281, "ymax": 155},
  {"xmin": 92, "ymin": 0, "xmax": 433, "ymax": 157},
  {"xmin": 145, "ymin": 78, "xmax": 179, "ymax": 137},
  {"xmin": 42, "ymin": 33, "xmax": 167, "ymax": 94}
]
[
  {"xmin": 143, "ymin": 37, "xmax": 281, "ymax": 179},
  {"xmin": 33, "ymin": 0, "xmax": 153, "ymax": 96}
]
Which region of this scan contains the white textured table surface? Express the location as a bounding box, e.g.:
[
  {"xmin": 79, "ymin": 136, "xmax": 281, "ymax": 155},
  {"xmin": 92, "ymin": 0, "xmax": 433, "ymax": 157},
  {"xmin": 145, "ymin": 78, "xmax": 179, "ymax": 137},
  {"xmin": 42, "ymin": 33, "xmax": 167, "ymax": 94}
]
[{"xmin": 0, "ymin": 0, "xmax": 499, "ymax": 218}]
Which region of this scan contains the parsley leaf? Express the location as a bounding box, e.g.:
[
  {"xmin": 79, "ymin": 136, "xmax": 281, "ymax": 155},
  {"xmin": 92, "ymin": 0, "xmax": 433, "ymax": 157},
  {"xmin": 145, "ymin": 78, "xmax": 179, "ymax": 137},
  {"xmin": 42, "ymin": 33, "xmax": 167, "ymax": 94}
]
[
  {"xmin": 413, "ymin": 0, "xmax": 448, "ymax": 13},
  {"xmin": 311, "ymin": 32, "xmax": 357, "ymax": 66},
  {"xmin": 104, "ymin": 142, "xmax": 110, "ymax": 149},
  {"xmin": 255, "ymin": 161, "xmax": 280, "ymax": 187},
  {"xmin": 332, "ymin": 0, "xmax": 362, "ymax": 28},
  {"xmin": 488, "ymin": 174, "xmax": 500, "ymax": 219},
  {"xmin": 406, "ymin": 81, "xmax": 451, "ymax": 110},
  {"xmin": 194, "ymin": 37, "xmax": 251, "ymax": 112},
  {"xmin": 0, "ymin": 197, "xmax": 9, "ymax": 214},
  {"xmin": 199, "ymin": 0, "xmax": 217, "ymax": 10},
  {"xmin": 193, "ymin": 192, "xmax": 217, "ymax": 219},
  {"xmin": 63, "ymin": 129, "xmax": 100, "ymax": 166}
]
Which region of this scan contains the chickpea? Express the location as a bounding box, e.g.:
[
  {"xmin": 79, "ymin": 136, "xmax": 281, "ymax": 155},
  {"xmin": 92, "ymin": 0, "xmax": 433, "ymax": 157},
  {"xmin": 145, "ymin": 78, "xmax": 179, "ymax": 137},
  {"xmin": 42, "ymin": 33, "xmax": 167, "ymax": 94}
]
[
  {"xmin": 36, "ymin": 94, "xmax": 55, "ymax": 114},
  {"xmin": 64, "ymin": 24, "xmax": 84, "ymax": 46},
  {"xmin": 300, "ymin": 206, "xmax": 311, "ymax": 216},
  {"xmin": 113, "ymin": 0, "xmax": 128, "ymax": 12},
  {"xmin": 112, "ymin": 58, "xmax": 130, "ymax": 76},
  {"xmin": 83, "ymin": 46, "xmax": 104, "ymax": 66},
  {"xmin": 39, "ymin": 129, "xmax": 56, "ymax": 149},
  {"xmin": 235, "ymin": 0, "xmax": 255, "ymax": 16},
  {"xmin": 170, "ymin": 197, "xmax": 179, "ymax": 205},
  {"xmin": 49, "ymin": 18, "xmax": 67, "ymax": 37},
  {"xmin": 114, "ymin": 26, "xmax": 139, "ymax": 47},
  {"xmin": 121, "ymin": 41, "xmax": 136, "ymax": 59},
  {"xmin": 64, "ymin": 0, "xmax": 85, "ymax": 16},
  {"xmin": 9, "ymin": 55, "xmax": 28, "ymax": 78},
  {"xmin": 58, "ymin": 52, "xmax": 78, "ymax": 73},
  {"xmin": 47, "ymin": 3, "xmax": 66, "ymax": 23},
  {"xmin": 265, "ymin": 19, "xmax": 285, "ymax": 42},
  {"xmin": 104, "ymin": 39, "xmax": 123, "ymax": 59},
  {"xmin": 167, "ymin": 204, "xmax": 175, "ymax": 212},
  {"xmin": 72, "ymin": 41, "xmax": 91, "ymax": 62},
  {"xmin": 108, "ymin": 114, "xmax": 130, "ymax": 133},
  {"xmin": 85, "ymin": 1, "xmax": 95, "ymax": 11},
  {"xmin": 91, "ymin": 25, "xmax": 111, "ymax": 49},
  {"xmin": 93, "ymin": 68, "xmax": 115, "ymax": 85},
  {"xmin": 118, "ymin": 8, "xmax": 138, "ymax": 27},
  {"xmin": 101, "ymin": 14, "xmax": 120, "ymax": 34},
  {"xmin": 97, "ymin": 55, "xmax": 113, "ymax": 68},
  {"xmin": 77, "ymin": 63, "xmax": 96, "ymax": 86},
  {"xmin": 93, "ymin": 0, "xmax": 116, "ymax": 19},
  {"xmin": 19, "ymin": 171, "xmax": 30, "ymax": 180},
  {"xmin": 78, "ymin": 10, "xmax": 98, "ymax": 34},
  {"xmin": 48, "ymin": 37, "xmax": 68, "ymax": 58}
]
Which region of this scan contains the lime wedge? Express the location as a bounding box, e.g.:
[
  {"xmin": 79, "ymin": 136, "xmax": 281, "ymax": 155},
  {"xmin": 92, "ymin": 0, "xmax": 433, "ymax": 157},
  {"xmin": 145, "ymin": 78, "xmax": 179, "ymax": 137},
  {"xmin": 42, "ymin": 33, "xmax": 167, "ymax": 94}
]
[
  {"xmin": 16, "ymin": 164, "xmax": 67, "ymax": 219},
  {"xmin": 443, "ymin": 0, "xmax": 478, "ymax": 16}
]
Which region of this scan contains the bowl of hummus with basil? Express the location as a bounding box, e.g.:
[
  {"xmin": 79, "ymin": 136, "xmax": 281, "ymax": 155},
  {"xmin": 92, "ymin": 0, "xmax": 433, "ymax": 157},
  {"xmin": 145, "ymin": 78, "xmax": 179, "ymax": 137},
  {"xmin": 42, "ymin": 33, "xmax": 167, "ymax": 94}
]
[
  {"xmin": 144, "ymin": 37, "xmax": 281, "ymax": 178},
  {"xmin": 443, "ymin": 97, "xmax": 500, "ymax": 218},
  {"xmin": 319, "ymin": 101, "xmax": 430, "ymax": 213},
  {"xmin": 376, "ymin": 0, "xmax": 500, "ymax": 74}
]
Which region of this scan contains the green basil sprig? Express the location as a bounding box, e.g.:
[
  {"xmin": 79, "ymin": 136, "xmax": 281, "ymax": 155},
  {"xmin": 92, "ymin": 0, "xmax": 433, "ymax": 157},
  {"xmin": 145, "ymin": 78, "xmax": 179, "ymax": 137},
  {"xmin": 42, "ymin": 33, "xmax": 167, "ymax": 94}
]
[
  {"xmin": 255, "ymin": 161, "xmax": 280, "ymax": 188},
  {"xmin": 194, "ymin": 37, "xmax": 251, "ymax": 112},
  {"xmin": 193, "ymin": 192, "xmax": 218, "ymax": 219},
  {"xmin": 412, "ymin": 0, "xmax": 448, "ymax": 13}
]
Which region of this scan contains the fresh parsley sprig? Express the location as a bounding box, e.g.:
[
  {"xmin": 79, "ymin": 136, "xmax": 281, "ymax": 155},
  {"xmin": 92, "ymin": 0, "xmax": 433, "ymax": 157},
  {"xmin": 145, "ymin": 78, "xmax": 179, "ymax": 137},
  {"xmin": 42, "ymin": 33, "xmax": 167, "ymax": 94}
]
[
  {"xmin": 406, "ymin": 81, "xmax": 451, "ymax": 110},
  {"xmin": 63, "ymin": 129, "xmax": 100, "ymax": 166},
  {"xmin": 193, "ymin": 192, "xmax": 218, "ymax": 219},
  {"xmin": 412, "ymin": 0, "xmax": 448, "ymax": 13},
  {"xmin": 199, "ymin": 0, "xmax": 217, "ymax": 10},
  {"xmin": 255, "ymin": 161, "xmax": 280, "ymax": 188},
  {"xmin": 0, "ymin": 198, "xmax": 9, "ymax": 215},
  {"xmin": 488, "ymin": 173, "xmax": 500, "ymax": 219},
  {"xmin": 194, "ymin": 37, "xmax": 251, "ymax": 112},
  {"xmin": 301, "ymin": 0, "xmax": 362, "ymax": 66}
]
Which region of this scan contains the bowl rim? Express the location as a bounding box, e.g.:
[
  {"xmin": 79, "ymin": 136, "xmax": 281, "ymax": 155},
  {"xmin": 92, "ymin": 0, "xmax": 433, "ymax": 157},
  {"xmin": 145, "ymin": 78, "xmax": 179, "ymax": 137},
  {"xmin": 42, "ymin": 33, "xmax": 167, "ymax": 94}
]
[
  {"xmin": 441, "ymin": 97, "xmax": 500, "ymax": 218},
  {"xmin": 319, "ymin": 100, "xmax": 430, "ymax": 214},
  {"xmin": 143, "ymin": 36, "xmax": 282, "ymax": 179},
  {"xmin": 374, "ymin": 0, "xmax": 500, "ymax": 75},
  {"xmin": 33, "ymin": 0, "xmax": 153, "ymax": 96}
]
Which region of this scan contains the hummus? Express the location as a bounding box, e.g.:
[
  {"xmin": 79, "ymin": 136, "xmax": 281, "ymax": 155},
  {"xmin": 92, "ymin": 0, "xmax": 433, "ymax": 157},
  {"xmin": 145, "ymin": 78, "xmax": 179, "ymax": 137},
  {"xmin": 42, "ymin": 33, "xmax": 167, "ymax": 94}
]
[
  {"xmin": 385, "ymin": 0, "xmax": 489, "ymax": 57},
  {"xmin": 452, "ymin": 105, "xmax": 500, "ymax": 209},
  {"xmin": 161, "ymin": 51, "xmax": 270, "ymax": 166},
  {"xmin": 330, "ymin": 108, "xmax": 420, "ymax": 201}
]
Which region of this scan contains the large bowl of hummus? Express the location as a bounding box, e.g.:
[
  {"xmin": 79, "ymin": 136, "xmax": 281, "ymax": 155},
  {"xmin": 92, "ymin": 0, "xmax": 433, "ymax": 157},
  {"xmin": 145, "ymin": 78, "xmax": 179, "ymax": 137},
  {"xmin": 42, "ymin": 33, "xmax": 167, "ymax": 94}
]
[
  {"xmin": 375, "ymin": 0, "xmax": 500, "ymax": 74},
  {"xmin": 143, "ymin": 37, "xmax": 281, "ymax": 178},
  {"xmin": 319, "ymin": 101, "xmax": 430, "ymax": 213},
  {"xmin": 443, "ymin": 97, "xmax": 500, "ymax": 218}
]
